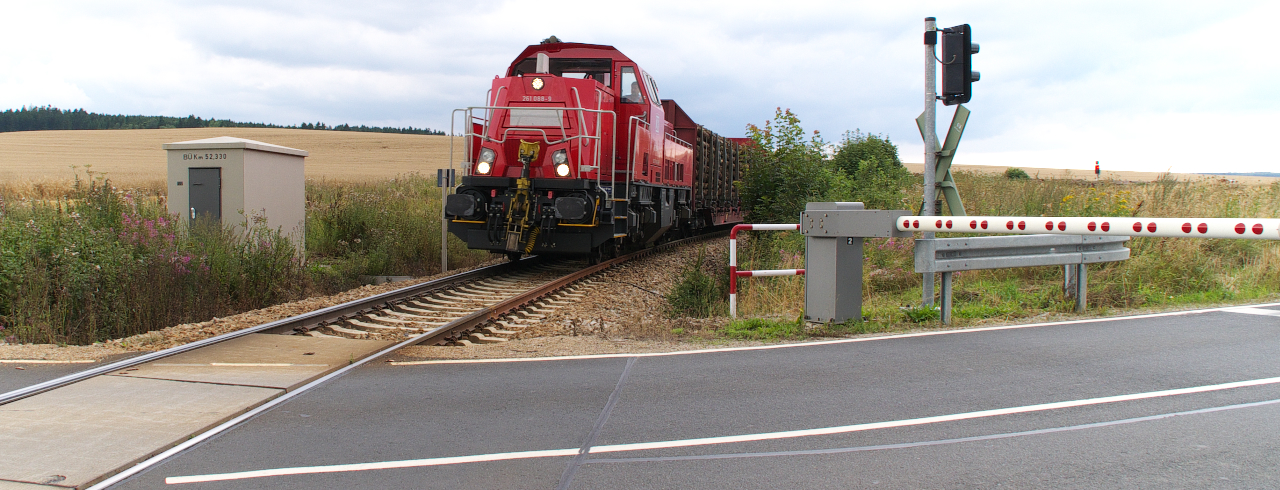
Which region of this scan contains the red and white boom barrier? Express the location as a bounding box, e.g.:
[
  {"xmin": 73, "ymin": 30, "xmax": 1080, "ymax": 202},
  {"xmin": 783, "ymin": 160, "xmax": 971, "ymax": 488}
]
[
  {"xmin": 730, "ymin": 224, "xmax": 804, "ymax": 318},
  {"xmin": 898, "ymin": 216, "xmax": 1280, "ymax": 240}
]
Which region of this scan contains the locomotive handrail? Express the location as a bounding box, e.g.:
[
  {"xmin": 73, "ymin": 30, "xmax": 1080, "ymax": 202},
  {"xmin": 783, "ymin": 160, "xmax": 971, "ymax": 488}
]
[
  {"xmin": 452, "ymin": 103, "xmax": 618, "ymax": 184},
  {"xmin": 667, "ymin": 131, "xmax": 692, "ymax": 149},
  {"xmin": 625, "ymin": 113, "xmax": 651, "ymax": 207}
]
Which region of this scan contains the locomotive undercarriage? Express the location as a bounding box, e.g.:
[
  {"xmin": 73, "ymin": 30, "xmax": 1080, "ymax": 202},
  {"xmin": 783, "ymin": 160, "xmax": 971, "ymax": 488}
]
[{"xmin": 446, "ymin": 176, "xmax": 695, "ymax": 262}]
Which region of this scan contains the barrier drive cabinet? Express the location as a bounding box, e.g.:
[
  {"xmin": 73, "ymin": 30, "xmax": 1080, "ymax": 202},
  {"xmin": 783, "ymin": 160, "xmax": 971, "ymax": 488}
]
[
  {"xmin": 164, "ymin": 136, "xmax": 308, "ymax": 249},
  {"xmin": 800, "ymin": 203, "xmax": 911, "ymax": 323}
]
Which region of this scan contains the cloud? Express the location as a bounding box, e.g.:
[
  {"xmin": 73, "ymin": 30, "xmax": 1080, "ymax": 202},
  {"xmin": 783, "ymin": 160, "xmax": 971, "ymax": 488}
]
[{"xmin": 0, "ymin": 0, "xmax": 1274, "ymax": 172}]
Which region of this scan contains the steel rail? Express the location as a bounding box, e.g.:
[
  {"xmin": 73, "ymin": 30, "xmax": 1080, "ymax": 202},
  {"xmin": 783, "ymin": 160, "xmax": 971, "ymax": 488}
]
[
  {"xmin": 0, "ymin": 259, "xmax": 527, "ymax": 406},
  {"xmin": 0, "ymin": 230, "xmax": 727, "ymax": 406},
  {"xmin": 74, "ymin": 231, "xmax": 726, "ymax": 488}
]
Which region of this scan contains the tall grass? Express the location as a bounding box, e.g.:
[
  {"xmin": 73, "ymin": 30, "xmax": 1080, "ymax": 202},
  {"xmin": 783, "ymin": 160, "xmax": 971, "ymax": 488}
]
[
  {"xmin": 701, "ymin": 173, "xmax": 1280, "ymax": 329},
  {"xmin": 0, "ymin": 172, "xmax": 489, "ymax": 344},
  {"xmin": 304, "ymin": 175, "xmax": 488, "ymax": 291}
]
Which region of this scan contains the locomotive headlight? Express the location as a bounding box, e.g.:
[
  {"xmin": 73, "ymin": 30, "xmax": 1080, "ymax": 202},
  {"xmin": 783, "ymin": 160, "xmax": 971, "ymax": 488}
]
[
  {"xmin": 531, "ymin": 77, "xmax": 544, "ymax": 90},
  {"xmin": 552, "ymin": 149, "xmax": 568, "ymax": 164},
  {"xmin": 476, "ymin": 147, "xmax": 495, "ymax": 174},
  {"xmin": 555, "ymin": 163, "xmax": 570, "ymax": 177}
]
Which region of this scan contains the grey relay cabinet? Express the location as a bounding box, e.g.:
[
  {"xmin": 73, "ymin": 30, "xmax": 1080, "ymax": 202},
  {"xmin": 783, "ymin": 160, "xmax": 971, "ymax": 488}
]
[{"xmin": 164, "ymin": 136, "xmax": 308, "ymax": 248}]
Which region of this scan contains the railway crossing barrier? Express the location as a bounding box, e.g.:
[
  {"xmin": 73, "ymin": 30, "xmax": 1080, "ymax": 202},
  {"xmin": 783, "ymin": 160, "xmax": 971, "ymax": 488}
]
[
  {"xmin": 899, "ymin": 215, "xmax": 1280, "ymax": 323},
  {"xmin": 800, "ymin": 203, "xmax": 911, "ymax": 323},
  {"xmin": 734, "ymin": 205, "xmax": 1280, "ymax": 325},
  {"xmin": 729, "ymin": 223, "xmax": 803, "ymax": 318},
  {"xmin": 897, "ymin": 216, "xmax": 1280, "ymax": 240},
  {"xmin": 914, "ymin": 234, "xmax": 1131, "ymax": 323}
]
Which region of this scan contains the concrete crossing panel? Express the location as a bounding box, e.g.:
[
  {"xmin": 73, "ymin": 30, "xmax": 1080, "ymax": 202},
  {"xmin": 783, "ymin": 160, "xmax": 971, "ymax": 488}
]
[
  {"xmin": 111, "ymin": 334, "xmax": 393, "ymax": 391},
  {"xmin": 0, "ymin": 376, "xmax": 279, "ymax": 488}
]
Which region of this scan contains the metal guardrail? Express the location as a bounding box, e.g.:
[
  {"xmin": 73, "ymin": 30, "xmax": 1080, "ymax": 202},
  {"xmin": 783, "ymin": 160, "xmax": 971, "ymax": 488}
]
[{"xmin": 914, "ymin": 234, "xmax": 1131, "ymax": 323}]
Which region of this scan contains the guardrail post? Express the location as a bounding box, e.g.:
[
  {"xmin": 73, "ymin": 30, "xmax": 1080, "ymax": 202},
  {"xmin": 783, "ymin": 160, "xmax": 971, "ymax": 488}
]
[
  {"xmin": 940, "ymin": 271, "xmax": 953, "ymax": 324},
  {"xmin": 1075, "ymin": 264, "xmax": 1087, "ymax": 313}
]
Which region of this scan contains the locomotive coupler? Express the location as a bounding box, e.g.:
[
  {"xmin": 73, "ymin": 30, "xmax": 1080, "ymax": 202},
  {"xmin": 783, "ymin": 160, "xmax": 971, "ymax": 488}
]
[{"xmin": 504, "ymin": 140, "xmax": 541, "ymax": 252}]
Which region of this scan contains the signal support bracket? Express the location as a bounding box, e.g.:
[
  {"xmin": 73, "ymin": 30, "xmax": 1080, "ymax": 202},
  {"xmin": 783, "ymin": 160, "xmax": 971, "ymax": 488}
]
[{"xmin": 916, "ymin": 104, "xmax": 969, "ymax": 217}]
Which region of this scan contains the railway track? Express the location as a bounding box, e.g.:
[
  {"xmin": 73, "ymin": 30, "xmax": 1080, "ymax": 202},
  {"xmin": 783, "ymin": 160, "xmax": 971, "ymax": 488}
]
[{"xmin": 0, "ymin": 233, "xmax": 724, "ymax": 490}]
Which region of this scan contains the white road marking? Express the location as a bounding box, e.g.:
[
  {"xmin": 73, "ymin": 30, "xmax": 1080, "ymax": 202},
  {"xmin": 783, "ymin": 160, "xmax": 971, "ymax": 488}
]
[
  {"xmin": 1222, "ymin": 307, "xmax": 1280, "ymax": 317},
  {"xmin": 391, "ymin": 301, "xmax": 1280, "ymax": 366},
  {"xmin": 584, "ymin": 398, "xmax": 1280, "ymax": 464},
  {"xmin": 165, "ymin": 374, "xmax": 1280, "ymax": 485},
  {"xmin": 0, "ymin": 359, "xmax": 96, "ymax": 364}
]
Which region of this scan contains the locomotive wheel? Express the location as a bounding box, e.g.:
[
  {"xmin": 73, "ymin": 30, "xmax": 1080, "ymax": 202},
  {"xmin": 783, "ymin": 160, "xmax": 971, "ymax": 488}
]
[
  {"xmin": 506, "ymin": 251, "xmax": 522, "ymax": 262},
  {"xmin": 587, "ymin": 246, "xmax": 604, "ymax": 265}
]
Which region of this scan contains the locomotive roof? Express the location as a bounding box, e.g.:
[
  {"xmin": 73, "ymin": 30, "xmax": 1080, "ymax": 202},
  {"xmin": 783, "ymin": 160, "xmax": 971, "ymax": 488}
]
[{"xmin": 506, "ymin": 42, "xmax": 635, "ymax": 74}]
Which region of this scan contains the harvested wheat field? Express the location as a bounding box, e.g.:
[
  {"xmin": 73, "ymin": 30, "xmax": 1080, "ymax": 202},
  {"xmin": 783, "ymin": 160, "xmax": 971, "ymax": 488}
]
[
  {"xmin": 0, "ymin": 128, "xmax": 465, "ymax": 186},
  {"xmin": 3, "ymin": 128, "xmax": 1274, "ymax": 189},
  {"xmin": 904, "ymin": 163, "xmax": 1280, "ymax": 185}
]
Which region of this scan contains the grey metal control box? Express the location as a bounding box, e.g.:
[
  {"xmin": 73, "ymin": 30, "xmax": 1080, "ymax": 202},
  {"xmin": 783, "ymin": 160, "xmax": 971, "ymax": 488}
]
[{"xmin": 801, "ymin": 203, "xmax": 911, "ymax": 323}]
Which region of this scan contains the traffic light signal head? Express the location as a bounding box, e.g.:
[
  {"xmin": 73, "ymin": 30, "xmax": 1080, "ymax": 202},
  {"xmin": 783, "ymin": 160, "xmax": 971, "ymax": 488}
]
[{"xmin": 941, "ymin": 24, "xmax": 979, "ymax": 105}]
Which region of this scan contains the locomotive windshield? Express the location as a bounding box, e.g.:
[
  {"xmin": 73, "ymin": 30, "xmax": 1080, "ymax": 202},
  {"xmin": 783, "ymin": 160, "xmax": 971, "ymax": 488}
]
[{"xmin": 511, "ymin": 57, "xmax": 612, "ymax": 86}]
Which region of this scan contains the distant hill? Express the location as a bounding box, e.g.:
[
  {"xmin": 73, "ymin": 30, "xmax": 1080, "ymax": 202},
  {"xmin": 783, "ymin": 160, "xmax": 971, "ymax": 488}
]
[
  {"xmin": 1197, "ymin": 172, "xmax": 1280, "ymax": 178},
  {"xmin": 0, "ymin": 106, "xmax": 444, "ymax": 136}
]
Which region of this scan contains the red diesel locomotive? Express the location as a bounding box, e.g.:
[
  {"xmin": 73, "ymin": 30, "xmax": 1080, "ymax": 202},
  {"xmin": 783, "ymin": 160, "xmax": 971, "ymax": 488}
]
[{"xmin": 445, "ymin": 40, "xmax": 745, "ymax": 262}]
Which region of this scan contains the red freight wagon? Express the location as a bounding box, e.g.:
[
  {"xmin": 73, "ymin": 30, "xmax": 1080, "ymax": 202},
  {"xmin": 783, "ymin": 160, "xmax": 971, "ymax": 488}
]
[{"xmin": 446, "ymin": 40, "xmax": 744, "ymax": 262}]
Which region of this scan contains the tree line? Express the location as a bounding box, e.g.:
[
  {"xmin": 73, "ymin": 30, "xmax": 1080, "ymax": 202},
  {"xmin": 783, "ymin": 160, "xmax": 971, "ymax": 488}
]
[{"xmin": 0, "ymin": 106, "xmax": 445, "ymax": 135}]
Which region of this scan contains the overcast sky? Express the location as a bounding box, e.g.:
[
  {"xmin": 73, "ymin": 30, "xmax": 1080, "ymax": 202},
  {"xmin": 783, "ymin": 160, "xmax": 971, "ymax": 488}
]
[{"xmin": 2, "ymin": 1, "xmax": 1275, "ymax": 173}]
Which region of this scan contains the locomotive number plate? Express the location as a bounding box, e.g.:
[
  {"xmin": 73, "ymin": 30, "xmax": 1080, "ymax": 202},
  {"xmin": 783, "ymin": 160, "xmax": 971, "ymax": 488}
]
[{"xmin": 522, "ymin": 95, "xmax": 553, "ymax": 102}]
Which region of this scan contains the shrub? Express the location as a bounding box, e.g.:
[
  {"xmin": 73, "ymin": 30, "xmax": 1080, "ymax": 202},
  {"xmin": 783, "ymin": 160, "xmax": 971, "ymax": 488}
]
[
  {"xmin": 738, "ymin": 108, "xmax": 845, "ymax": 223},
  {"xmin": 0, "ymin": 175, "xmax": 491, "ymax": 344},
  {"xmin": 833, "ymin": 130, "xmax": 911, "ymax": 209},
  {"xmin": 1004, "ymin": 167, "xmax": 1030, "ymax": 180},
  {"xmin": 665, "ymin": 245, "xmax": 726, "ymax": 318}
]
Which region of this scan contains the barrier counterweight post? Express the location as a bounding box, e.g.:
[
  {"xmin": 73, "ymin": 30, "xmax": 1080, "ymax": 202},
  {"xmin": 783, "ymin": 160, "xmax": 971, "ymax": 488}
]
[{"xmin": 729, "ymin": 224, "xmax": 804, "ymax": 318}]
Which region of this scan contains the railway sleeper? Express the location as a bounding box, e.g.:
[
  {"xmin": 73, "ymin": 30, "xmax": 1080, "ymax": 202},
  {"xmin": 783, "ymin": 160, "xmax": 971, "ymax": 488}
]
[
  {"xmin": 323, "ymin": 324, "xmax": 371, "ymax": 338},
  {"xmin": 380, "ymin": 309, "xmax": 450, "ymax": 322},
  {"xmin": 362, "ymin": 314, "xmax": 423, "ymax": 326},
  {"xmin": 467, "ymin": 333, "xmax": 507, "ymax": 344},
  {"xmin": 409, "ymin": 299, "xmax": 484, "ymax": 312},
  {"xmin": 458, "ymin": 284, "xmax": 525, "ymax": 295},
  {"xmin": 392, "ymin": 303, "xmax": 456, "ymax": 316}
]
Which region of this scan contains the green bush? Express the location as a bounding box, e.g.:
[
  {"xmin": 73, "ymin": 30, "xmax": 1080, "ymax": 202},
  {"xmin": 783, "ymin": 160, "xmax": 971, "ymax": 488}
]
[
  {"xmin": 1004, "ymin": 167, "xmax": 1030, "ymax": 180},
  {"xmin": 0, "ymin": 179, "xmax": 306, "ymax": 344},
  {"xmin": 833, "ymin": 130, "xmax": 911, "ymax": 209},
  {"xmin": 0, "ymin": 174, "xmax": 491, "ymax": 345},
  {"xmin": 665, "ymin": 245, "xmax": 726, "ymax": 318},
  {"xmin": 738, "ymin": 108, "xmax": 846, "ymax": 223}
]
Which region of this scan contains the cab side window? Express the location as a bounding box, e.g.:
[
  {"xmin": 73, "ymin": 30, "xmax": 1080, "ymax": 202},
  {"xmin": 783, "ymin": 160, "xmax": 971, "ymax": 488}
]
[
  {"xmin": 620, "ymin": 67, "xmax": 644, "ymax": 104},
  {"xmin": 643, "ymin": 73, "xmax": 659, "ymax": 102}
]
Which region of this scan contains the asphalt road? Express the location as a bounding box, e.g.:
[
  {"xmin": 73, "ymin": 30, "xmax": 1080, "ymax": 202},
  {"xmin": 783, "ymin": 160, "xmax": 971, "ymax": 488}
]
[{"xmin": 109, "ymin": 305, "xmax": 1280, "ymax": 489}]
